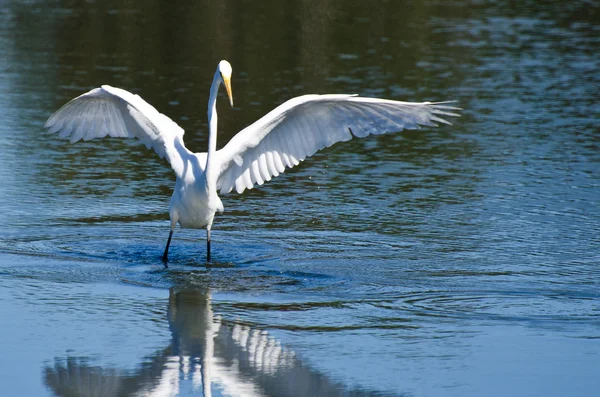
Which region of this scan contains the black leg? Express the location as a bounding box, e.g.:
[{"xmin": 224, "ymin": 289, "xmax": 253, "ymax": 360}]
[
  {"xmin": 162, "ymin": 229, "xmax": 174, "ymax": 266},
  {"xmin": 207, "ymin": 229, "xmax": 211, "ymax": 262}
]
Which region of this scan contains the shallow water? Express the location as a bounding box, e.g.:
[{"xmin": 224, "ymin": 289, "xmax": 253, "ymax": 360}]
[{"xmin": 1, "ymin": 0, "xmax": 599, "ymax": 396}]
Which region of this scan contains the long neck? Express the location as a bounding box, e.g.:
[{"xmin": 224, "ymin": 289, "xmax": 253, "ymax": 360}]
[{"xmin": 205, "ymin": 72, "xmax": 221, "ymax": 190}]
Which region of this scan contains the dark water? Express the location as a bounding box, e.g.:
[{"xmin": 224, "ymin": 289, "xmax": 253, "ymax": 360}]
[{"xmin": 1, "ymin": 0, "xmax": 599, "ymax": 396}]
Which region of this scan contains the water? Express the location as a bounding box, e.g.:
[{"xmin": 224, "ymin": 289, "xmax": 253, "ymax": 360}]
[{"xmin": 1, "ymin": 0, "xmax": 599, "ymax": 396}]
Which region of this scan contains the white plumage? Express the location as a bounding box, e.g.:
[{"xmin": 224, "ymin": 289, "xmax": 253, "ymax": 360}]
[
  {"xmin": 46, "ymin": 85, "xmax": 187, "ymax": 175},
  {"xmin": 45, "ymin": 60, "xmax": 460, "ymax": 263}
]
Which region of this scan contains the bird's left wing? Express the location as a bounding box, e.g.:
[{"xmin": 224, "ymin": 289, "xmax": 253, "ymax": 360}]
[
  {"xmin": 216, "ymin": 94, "xmax": 460, "ymax": 194},
  {"xmin": 44, "ymin": 85, "xmax": 188, "ymax": 177}
]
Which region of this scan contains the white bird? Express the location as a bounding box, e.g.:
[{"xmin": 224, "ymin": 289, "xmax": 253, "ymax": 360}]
[{"xmin": 45, "ymin": 60, "xmax": 460, "ymax": 264}]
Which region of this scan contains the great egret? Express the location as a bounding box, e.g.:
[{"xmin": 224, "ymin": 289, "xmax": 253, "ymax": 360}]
[{"xmin": 45, "ymin": 60, "xmax": 460, "ymax": 263}]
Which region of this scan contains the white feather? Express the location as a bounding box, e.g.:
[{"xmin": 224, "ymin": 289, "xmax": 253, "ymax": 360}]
[
  {"xmin": 216, "ymin": 95, "xmax": 459, "ymax": 194},
  {"xmin": 45, "ymin": 85, "xmax": 188, "ymax": 177}
]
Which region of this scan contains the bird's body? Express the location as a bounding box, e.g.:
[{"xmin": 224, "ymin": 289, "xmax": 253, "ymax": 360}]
[
  {"xmin": 169, "ymin": 151, "xmax": 220, "ymax": 229},
  {"xmin": 45, "ymin": 60, "xmax": 460, "ymax": 262}
]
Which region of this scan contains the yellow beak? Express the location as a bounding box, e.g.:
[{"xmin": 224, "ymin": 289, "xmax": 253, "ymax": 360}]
[{"xmin": 223, "ymin": 77, "xmax": 233, "ymax": 108}]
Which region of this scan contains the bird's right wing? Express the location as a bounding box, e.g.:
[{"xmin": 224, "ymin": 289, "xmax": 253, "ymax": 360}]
[
  {"xmin": 216, "ymin": 94, "xmax": 460, "ymax": 194},
  {"xmin": 45, "ymin": 85, "xmax": 189, "ymax": 177}
]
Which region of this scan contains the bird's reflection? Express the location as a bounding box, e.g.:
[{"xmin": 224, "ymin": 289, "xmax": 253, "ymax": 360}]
[{"xmin": 45, "ymin": 288, "xmax": 392, "ymax": 397}]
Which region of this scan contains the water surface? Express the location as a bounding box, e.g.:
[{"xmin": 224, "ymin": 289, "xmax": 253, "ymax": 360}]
[{"xmin": 1, "ymin": 1, "xmax": 599, "ymax": 396}]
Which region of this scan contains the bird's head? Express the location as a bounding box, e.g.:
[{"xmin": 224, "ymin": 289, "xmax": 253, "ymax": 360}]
[{"xmin": 218, "ymin": 60, "xmax": 234, "ymax": 108}]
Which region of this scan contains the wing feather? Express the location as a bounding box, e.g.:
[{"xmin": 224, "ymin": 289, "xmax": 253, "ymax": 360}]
[
  {"xmin": 272, "ymin": 151, "xmax": 285, "ymax": 174},
  {"xmin": 258, "ymin": 153, "xmax": 270, "ymax": 182},
  {"xmin": 242, "ymin": 168, "xmax": 253, "ymax": 190},
  {"xmin": 45, "ymin": 85, "xmax": 189, "ymax": 177},
  {"xmin": 251, "ymin": 159, "xmax": 263, "ymax": 185},
  {"xmin": 70, "ymin": 116, "xmax": 86, "ymax": 143},
  {"xmin": 216, "ymin": 95, "xmax": 460, "ymax": 194},
  {"xmin": 265, "ymin": 151, "xmax": 277, "ymax": 177}
]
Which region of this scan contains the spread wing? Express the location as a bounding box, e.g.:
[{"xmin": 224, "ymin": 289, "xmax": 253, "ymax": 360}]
[
  {"xmin": 44, "ymin": 85, "xmax": 190, "ymax": 177},
  {"xmin": 216, "ymin": 95, "xmax": 460, "ymax": 194}
]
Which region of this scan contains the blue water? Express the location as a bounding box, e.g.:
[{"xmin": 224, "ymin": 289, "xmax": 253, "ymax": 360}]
[{"xmin": 0, "ymin": 1, "xmax": 599, "ymax": 396}]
